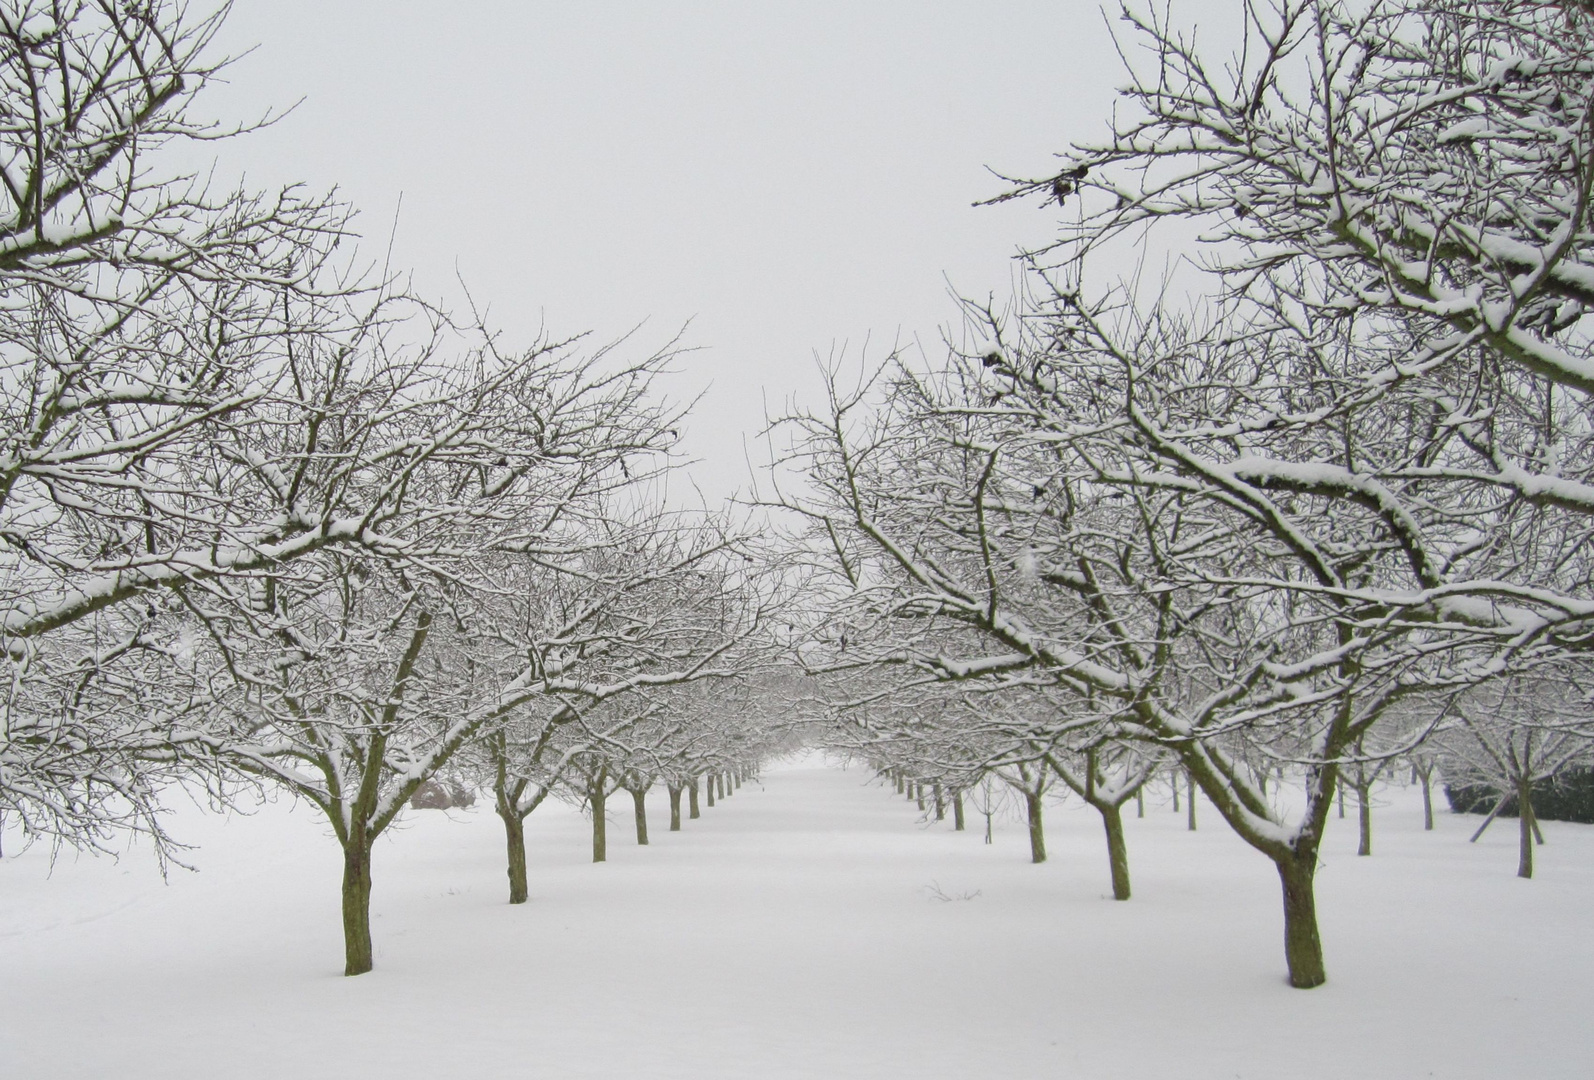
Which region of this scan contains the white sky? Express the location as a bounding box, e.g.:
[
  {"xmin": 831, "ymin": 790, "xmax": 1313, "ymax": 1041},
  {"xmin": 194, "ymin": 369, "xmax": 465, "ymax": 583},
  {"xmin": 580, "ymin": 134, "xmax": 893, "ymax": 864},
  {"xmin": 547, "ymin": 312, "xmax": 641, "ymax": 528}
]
[{"xmin": 198, "ymin": 1, "xmax": 1128, "ymax": 501}]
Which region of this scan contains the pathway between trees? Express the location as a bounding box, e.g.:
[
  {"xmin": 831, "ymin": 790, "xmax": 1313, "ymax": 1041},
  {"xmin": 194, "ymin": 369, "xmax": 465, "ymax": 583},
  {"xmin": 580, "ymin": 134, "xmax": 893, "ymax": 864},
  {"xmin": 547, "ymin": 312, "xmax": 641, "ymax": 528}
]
[{"xmin": 2, "ymin": 758, "xmax": 1591, "ymax": 1079}]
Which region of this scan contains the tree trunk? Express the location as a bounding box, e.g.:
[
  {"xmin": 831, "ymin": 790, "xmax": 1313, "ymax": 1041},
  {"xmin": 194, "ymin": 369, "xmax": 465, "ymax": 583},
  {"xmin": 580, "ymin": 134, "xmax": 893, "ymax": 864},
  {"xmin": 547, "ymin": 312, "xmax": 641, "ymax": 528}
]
[
  {"xmin": 1171, "ymin": 772, "xmax": 1180, "ymax": 812},
  {"xmin": 1276, "ymin": 854, "xmax": 1327, "ymax": 989},
  {"xmin": 1025, "ymin": 791, "xmax": 1046, "ymax": 864},
  {"xmin": 895, "ymin": 772, "xmax": 904, "ymax": 794},
  {"xmin": 1470, "ymin": 796, "xmax": 1505, "ymax": 842},
  {"xmin": 952, "ymin": 789, "xmax": 965, "ymax": 831},
  {"xmin": 933, "ymin": 783, "xmax": 945, "ymax": 821},
  {"xmin": 1186, "ymin": 772, "xmax": 1197, "ymax": 831},
  {"xmin": 500, "ymin": 808, "xmax": 528, "ymax": 904},
  {"xmin": 1337, "ymin": 783, "xmax": 1345, "ymax": 819},
  {"xmin": 1420, "ymin": 769, "xmax": 1434, "ymax": 831},
  {"xmin": 341, "ymin": 837, "xmax": 375, "ymax": 976},
  {"xmin": 915, "ymin": 783, "xmax": 926, "ymax": 812},
  {"xmin": 1136, "ymin": 786, "xmax": 1144, "ymax": 819},
  {"xmin": 632, "ymin": 787, "xmax": 649, "ymax": 845},
  {"xmin": 705, "ymin": 774, "xmax": 716, "ymax": 807},
  {"xmin": 1098, "ymin": 800, "xmax": 1131, "ymax": 900},
  {"xmin": 689, "ymin": 777, "xmax": 701, "ymax": 818},
  {"xmin": 591, "ymin": 783, "xmax": 608, "ymax": 863},
  {"xmin": 1356, "ymin": 775, "xmax": 1372, "ymax": 856},
  {"xmin": 668, "ymin": 784, "xmax": 682, "ymax": 831},
  {"xmin": 1517, "ymin": 775, "xmax": 1535, "ymax": 879}
]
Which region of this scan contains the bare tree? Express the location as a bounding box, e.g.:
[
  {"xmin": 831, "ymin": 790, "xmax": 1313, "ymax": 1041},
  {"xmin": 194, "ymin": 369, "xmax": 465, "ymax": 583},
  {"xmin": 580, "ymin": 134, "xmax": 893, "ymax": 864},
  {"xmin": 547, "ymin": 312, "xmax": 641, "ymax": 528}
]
[
  {"xmin": 774, "ymin": 0, "xmax": 1594, "ymax": 990},
  {"xmin": 1441, "ymin": 675, "xmax": 1593, "ymax": 877}
]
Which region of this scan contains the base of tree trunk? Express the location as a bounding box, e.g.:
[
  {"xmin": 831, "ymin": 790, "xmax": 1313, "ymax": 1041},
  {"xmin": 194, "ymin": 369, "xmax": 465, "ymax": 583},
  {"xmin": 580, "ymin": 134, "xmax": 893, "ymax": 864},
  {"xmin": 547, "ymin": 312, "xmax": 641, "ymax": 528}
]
[
  {"xmin": 591, "ymin": 788, "xmax": 608, "ymax": 863},
  {"xmin": 1356, "ymin": 781, "xmax": 1372, "ymax": 856},
  {"xmin": 501, "ymin": 811, "xmax": 528, "ymax": 904},
  {"xmin": 1098, "ymin": 802, "xmax": 1131, "ymax": 900},
  {"xmin": 342, "ymin": 841, "xmax": 375, "ymax": 976},
  {"xmin": 1025, "ymin": 792, "xmax": 1046, "ymax": 864},
  {"xmin": 1518, "ymin": 777, "xmax": 1536, "ymax": 879},
  {"xmin": 632, "ymin": 788, "xmax": 649, "ymax": 845},
  {"xmin": 1277, "ymin": 857, "xmax": 1327, "ymax": 989}
]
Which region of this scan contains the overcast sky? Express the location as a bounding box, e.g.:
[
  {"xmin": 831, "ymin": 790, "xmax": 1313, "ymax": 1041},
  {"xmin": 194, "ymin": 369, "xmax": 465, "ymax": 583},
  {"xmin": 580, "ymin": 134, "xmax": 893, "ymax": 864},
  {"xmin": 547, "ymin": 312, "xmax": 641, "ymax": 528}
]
[{"xmin": 197, "ymin": 2, "xmax": 1127, "ymax": 501}]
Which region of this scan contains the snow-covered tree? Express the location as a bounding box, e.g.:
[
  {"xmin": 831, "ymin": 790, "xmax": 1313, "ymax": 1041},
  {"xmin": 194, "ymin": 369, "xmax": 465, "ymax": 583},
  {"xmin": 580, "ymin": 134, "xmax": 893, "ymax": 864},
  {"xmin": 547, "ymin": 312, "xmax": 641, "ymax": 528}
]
[
  {"xmin": 0, "ymin": 0, "xmax": 358, "ymax": 852},
  {"xmin": 1439, "ymin": 673, "xmax": 1594, "ymax": 877},
  {"xmin": 0, "ymin": 1, "xmax": 695, "ymax": 861},
  {"xmin": 776, "ymin": 0, "xmax": 1594, "ymax": 989}
]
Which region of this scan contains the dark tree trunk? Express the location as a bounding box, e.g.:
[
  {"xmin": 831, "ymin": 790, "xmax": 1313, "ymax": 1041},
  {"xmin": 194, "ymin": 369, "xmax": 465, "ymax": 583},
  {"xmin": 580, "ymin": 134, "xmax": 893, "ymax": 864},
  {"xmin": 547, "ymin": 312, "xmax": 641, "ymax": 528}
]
[
  {"xmin": 1277, "ymin": 854, "xmax": 1327, "ymax": 989},
  {"xmin": 591, "ymin": 782, "xmax": 608, "ymax": 863},
  {"xmin": 1470, "ymin": 797, "xmax": 1505, "ymax": 842},
  {"xmin": 894, "ymin": 771, "xmax": 904, "ymax": 794},
  {"xmin": 631, "ymin": 786, "xmax": 649, "ymax": 845},
  {"xmin": 668, "ymin": 784, "xmax": 682, "ymax": 831},
  {"xmin": 1025, "ymin": 791, "xmax": 1046, "ymax": 864},
  {"xmin": 915, "ymin": 783, "xmax": 926, "ymax": 812},
  {"xmin": 705, "ymin": 775, "xmax": 716, "ymax": 807},
  {"xmin": 341, "ymin": 836, "xmax": 375, "ymax": 976},
  {"xmin": 1186, "ymin": 772, "xmax": 1197, "ymax": 831},
  {"xmin": 1099, "ymin": 801, "xmax": 1131, "ymax": 901},
  {"xmin": 1356, "ymin": 774, "xmax": 1372, "ymax": 856},
  {"xmin": 500, "ymin": 807, "xmax": 528, "ymax": 904},
  {"xmin": 1171, "ymin": 772, "xmax": 1180, "ymax": 812},
  {"xmin": 689, "ymin": 777, "xmax": 701, "ymax": 818},
  {"xmin": 1518, "ymin": 775, "xmax": 1536, "ymax": 879},
  {"xmin": 933, "ymin": 783, "xmax": 945, "ymax": 821},
  {"xmin": 952, "ymin": 789, "xmax": 965, "ymax": 831},
  {"xmin": 1420, "ymin": 768, "xmax": 1434, "ymax": 830},
  {"xmin": 1136, "ymin": 786, "xmax": 1144, "ymax": 819}
]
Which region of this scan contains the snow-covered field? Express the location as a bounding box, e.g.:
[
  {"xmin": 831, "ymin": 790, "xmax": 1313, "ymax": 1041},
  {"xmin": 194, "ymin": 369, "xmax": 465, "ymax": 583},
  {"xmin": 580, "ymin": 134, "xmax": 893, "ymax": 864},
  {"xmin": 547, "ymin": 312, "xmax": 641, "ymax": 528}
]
[{"xmin": 2, "ymin": 756, "xmax": 1590, "ymax": 1080}]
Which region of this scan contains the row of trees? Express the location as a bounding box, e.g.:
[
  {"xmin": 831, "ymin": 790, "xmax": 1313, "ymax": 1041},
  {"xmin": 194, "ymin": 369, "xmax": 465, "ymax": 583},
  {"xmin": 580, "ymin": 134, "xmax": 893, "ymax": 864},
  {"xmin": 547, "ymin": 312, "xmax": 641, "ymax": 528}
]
[
  {"xmin": 7, "ymin": 0, "xmax": 1594, "ymax": 995},
  {"xmin": 0, "ymin": 1, "xmax": 789, "ymax": 976},
  {"xmin": 776, "ymin": 0, "xmax": 1594, "ymax": 989}
]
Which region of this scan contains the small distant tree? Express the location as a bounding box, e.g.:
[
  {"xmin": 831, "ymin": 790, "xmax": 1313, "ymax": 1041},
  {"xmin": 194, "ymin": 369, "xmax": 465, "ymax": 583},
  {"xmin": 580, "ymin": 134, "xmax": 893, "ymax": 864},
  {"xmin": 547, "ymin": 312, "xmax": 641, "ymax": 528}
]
[
  {"xmin": 1046, "ymin": 741, "xmax": 1157, "ymax": 900},
  {"xmin": 1441, "ymin": 677, "xmax": 1593, "ymax": 878}
]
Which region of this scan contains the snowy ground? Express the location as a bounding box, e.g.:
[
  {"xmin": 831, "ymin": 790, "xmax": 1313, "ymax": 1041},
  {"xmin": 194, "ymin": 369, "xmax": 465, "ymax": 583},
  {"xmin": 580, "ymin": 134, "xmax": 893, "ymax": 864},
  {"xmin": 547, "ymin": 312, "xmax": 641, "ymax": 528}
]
[{"xmin": 2, "ymin": 757, "xmax": 1590, "ymax": 1080}]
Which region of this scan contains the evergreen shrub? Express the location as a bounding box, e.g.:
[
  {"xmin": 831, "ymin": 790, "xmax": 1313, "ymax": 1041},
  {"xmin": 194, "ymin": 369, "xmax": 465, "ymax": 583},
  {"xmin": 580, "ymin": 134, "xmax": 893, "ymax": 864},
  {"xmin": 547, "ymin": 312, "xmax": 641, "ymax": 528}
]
[{"xmin": 1444, "ymin": 767, "xmax": 1594, "ymax": 824}]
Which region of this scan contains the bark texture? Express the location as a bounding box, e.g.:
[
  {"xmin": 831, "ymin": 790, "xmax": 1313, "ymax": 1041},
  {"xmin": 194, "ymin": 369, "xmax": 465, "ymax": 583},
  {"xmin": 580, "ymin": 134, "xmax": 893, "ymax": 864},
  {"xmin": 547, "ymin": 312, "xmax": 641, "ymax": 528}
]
[
  {"xmin": 341, "ymin": 840, "xmax": 375, "ymax": 976},
  {"xmin": 1278, "ymin": 856, "xmax": 1327, "ymax": 989},
  {"xmin": 501, "ymin": 809, "xmax": 528, "ymax": 904},
  {"xmin": 1099, "ymin": 802, "xmax": 1131, "ymax": 900},
  {"xmin": 631, "ymin": 786, "xmax": 649, "ymax": 845},
  {"xmin": 1025, "ymin": 791, "xmax": 1046, "ymax": 864},
  {"xmin": 591, "ymin": 781, "xmax": 608, "ymax": 863}
]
